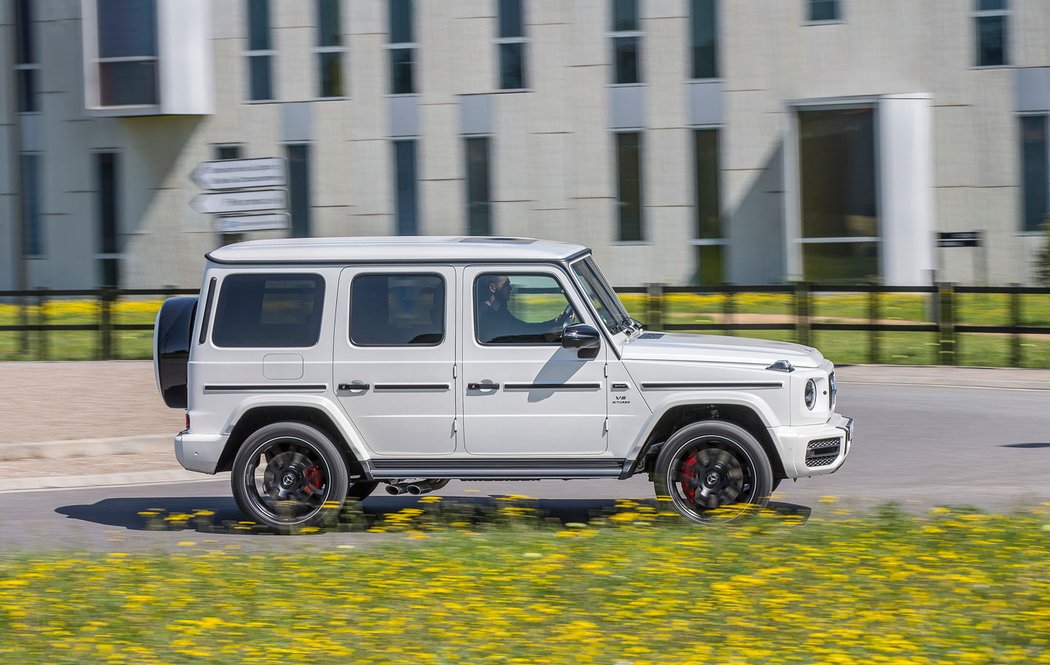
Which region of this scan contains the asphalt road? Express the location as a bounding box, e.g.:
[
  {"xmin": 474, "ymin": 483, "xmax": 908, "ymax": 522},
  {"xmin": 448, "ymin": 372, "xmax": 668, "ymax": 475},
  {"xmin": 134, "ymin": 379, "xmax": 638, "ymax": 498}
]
[{"xmin": 1, "ymin": 380, "xmax": 1048, "ymax": 551}]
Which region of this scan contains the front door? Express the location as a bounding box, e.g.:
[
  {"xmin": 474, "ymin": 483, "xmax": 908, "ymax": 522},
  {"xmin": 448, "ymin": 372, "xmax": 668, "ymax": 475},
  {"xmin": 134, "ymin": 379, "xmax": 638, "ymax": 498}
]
[
  {"xmin": 461, "ymin": 266, "xmax": 608, "ymax": 456},
  {"xmin": 332, "ymin": 266, "xmax": 458, "ymax": 456}
]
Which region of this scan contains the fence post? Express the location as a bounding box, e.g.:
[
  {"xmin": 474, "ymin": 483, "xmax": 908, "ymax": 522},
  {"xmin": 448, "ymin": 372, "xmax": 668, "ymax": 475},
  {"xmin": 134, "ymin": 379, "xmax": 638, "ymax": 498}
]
[
  {"xmin": 646, "ymin": 283, "xmax": 664, "ymax": 330},
  {"xmin": 36, "ymin": 289, "xmax": 48, "ymax": 361},
  {"xmin": 19, "ymin": 294, "xmax": 30, "ymax": 357},
  {"xmin": 795, "ymin": 282, "xmax": 811, "ymax": 347},
  {"xmin": 867, "ymin": 283, "xmax": 879, "ymax": 364},
  {"xmin": 722, "ymin": 284, "xmax": 734, "ymax": 336},
  {"xmin": 937, "ymin": 282, "xmax": 956, "ymax": 366},
  {"xmin": 99, "ymin": 288, "xmax": 114, "ymax": 361},
  {"xmin": 1010, "ymin": 285, "xmax": 1021, "ymax": 368}
]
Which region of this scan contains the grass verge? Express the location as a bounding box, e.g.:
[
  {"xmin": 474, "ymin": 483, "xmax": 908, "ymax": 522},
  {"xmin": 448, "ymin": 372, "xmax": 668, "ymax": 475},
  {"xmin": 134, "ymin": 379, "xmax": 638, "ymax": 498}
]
[{"xmin": 1, "ymin": 501, "xmax": 1048, "ymax": 663}]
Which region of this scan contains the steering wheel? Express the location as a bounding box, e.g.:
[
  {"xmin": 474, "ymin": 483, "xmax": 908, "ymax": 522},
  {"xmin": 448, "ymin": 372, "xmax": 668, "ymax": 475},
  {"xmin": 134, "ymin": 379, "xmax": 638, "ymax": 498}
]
[{"xmin": 555, "ymin": 304, "xmax": 576, "ymax": 328}]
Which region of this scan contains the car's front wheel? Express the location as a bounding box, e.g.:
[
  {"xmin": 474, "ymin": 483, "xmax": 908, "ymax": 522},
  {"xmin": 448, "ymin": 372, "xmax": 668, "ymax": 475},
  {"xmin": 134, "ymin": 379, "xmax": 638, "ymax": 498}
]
[
  {"xmin": 653, "ymin": 421, "xmax": 773, "ymax": 524},
  {"xmin": 231, "ymin": 422, "xmax": 349, "ymax": 533}
]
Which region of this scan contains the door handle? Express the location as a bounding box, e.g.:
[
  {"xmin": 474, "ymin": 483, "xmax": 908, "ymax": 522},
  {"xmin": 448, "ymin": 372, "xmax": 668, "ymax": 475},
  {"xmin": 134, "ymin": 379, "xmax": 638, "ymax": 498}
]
[
  {"xmin": 467, "ymin": 382, "xmax": 500, "ymax": 391},
  {"xmin": 338, "ymin": 382, "xmax": 370, "ymax": 392}
]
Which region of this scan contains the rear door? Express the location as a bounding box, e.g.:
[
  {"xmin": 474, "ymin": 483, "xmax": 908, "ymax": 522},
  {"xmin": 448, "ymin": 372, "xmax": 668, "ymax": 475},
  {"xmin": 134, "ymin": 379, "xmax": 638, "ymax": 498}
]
[{"xmin": 332, "ymin": 266, "xmax": 458, "ymax": 456}]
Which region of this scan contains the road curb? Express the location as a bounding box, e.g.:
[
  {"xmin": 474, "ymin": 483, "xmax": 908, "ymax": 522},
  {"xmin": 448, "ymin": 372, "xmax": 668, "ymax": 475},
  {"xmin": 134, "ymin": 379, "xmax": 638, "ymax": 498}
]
[{"xmin": 0, "ymin": 469, "xmax": 216, "ymax": 493}]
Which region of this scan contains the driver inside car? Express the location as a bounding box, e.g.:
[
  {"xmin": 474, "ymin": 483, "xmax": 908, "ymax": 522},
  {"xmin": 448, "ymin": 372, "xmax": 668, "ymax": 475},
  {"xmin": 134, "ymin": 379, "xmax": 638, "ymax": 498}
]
[{"xmin": 476, "ymin": 274, "xmax": 576, "ymax": 344}]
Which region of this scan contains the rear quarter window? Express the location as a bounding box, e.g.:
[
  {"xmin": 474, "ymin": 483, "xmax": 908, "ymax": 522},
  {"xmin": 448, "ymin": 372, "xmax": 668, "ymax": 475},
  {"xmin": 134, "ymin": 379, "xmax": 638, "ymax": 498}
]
[{"xmin": 211, "ymin": 273, "xmax": 325, "ymax": 348}]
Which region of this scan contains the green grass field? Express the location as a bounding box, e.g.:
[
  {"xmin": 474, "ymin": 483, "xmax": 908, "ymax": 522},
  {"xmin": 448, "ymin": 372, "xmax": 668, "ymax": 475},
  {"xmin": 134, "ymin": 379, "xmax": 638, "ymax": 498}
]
[
  {"xmin": 1, "ymin": 501, "xmax": 1047, "ymax": 663},
  {"xmin": 3, "ymin": 291, "xmax": 1050, "ymax": 366}
]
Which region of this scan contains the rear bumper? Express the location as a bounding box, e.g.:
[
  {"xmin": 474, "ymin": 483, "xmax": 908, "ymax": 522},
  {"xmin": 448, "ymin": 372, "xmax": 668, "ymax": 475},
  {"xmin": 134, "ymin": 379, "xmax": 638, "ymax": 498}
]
[
  {"xmin": 770, "ymin": 414, "xmax": 854, "ymax": 478},
  {"xmin": 174, "ymin": 430, "xmax": 227, "ymax": 474}
]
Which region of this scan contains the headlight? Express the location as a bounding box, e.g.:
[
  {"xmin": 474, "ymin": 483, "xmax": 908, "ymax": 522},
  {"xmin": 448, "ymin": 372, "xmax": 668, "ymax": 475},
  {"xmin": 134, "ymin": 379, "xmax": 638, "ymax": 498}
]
[
  {"xmin": 829, "ymin": 372, "xmax": 837, "ymax": 411},
  {"xmin": 804, "ymin": 379, "xmax": 817, "ymax": 410}
]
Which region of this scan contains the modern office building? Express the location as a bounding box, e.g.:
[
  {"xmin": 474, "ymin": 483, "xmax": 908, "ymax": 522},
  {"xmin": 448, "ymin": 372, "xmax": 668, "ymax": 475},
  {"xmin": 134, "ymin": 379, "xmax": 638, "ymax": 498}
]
[{"xmin": 2, "ymin": 0, "xmax": 1050, "ymax": 289}]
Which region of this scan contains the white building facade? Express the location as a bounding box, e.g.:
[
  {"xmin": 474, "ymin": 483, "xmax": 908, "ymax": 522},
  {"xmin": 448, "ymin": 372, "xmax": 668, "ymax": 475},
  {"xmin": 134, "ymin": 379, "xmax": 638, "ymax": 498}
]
[{"xmin": 2, "ymin": 0, "xmax": 1050, "ymax": 289}]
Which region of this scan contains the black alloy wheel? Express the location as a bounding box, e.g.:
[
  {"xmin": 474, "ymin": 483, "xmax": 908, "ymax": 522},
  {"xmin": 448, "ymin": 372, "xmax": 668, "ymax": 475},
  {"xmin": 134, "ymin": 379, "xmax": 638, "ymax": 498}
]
[
  {"xmin": 231, "ymin": 422, "xmax": 349, "ymax": 533},
  {"xmin": 653, "ymin": 421, "xmax": 773, "ymax": 524}
]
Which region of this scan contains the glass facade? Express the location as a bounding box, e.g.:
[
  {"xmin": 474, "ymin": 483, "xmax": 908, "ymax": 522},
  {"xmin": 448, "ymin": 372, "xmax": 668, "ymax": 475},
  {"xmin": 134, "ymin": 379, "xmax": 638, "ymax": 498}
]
[
  {"xmin": 466, "ymin": 137, "xmax": 492, "ymax": 236},
  {"xmin": 390, "ymin": 0, "xmax": 415, "ymax": 94},
  {"xmin": 616, "ymin": 132, "xmax": 644, "ymax": 242},
  {"xmin": 395, "ymin": 140, "xmax": 419, "ymax": 235},
  {"xmin": 611, "ymin": 0, "xmax": 641, "ymax": 84},
  {"xmin": 97, "ymin": 0, "xmax": 158, "ymax": 105},
  {"xmin": 799, "ymin": 107, "xmax": 880, "ymax": 282},
  {"xmin": 694, "ymin": 130, "xmax": 723, "ymax": 284},
  {"xmin": 974, "ymin": 0, "xmax": 1009, "ymax": 67},
  {"xmin": 691, "ymin": 0, "xmax": 719, "ymax": 80},
  {"xmin": 1021, "ymin": 115, "xmax": 1049, "ymax": 233},
  {"xmin": 247, "ymin": 0, "xmax": 274, "ymax": 100},
  {"xmin": 317, "ymin": 0, "xmax": 345, "ymax": 97}
]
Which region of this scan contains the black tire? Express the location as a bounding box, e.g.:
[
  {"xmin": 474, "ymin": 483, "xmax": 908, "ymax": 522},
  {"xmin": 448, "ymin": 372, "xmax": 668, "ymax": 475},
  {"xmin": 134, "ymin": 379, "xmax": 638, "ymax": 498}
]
[
  {"xmin": 347, "ymin": 481, "xmax": 379, "ymax": 501},
  {"xmin": 231, "ymin": 422, "xmax": 349, "ymax": 533},
  {"xmin": 653, "ymin": 421, "xmax": 773, "ymax": 524}
]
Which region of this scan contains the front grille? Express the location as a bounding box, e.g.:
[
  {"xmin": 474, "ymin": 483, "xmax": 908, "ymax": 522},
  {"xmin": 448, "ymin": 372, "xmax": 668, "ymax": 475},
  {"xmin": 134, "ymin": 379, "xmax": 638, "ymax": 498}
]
[{"xmin": 805, "ymin": 437, "xmax": 841, "ymax": 467}]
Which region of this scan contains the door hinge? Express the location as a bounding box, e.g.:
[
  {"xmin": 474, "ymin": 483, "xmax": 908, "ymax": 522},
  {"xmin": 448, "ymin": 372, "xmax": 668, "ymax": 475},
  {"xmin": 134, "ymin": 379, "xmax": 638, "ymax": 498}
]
[
  {"xmin": 452, "ymin": 419, "xmax": 458, "ymax": 433},
  {"xmin": 604, "ymin": 363, "xmax": 609, "ymax": 378},
  {"xmin": 603, "ymin": 417, "xmax": 609, "ymax": 435},
  {"xmin": 453, "ymin": 364, "xmax": 457, "ymax": 379}
]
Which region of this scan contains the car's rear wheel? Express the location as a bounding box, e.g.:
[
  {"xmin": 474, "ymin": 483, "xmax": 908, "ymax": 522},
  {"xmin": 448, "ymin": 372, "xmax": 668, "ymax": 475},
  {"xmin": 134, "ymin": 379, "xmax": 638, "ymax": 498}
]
[
  {"xmin": 653, "ymin": 421, "xmax": 773, "ymax": 524},
  {"xmin": 231, "ymin": 422, "xmax": 348, "ymax": 533}
]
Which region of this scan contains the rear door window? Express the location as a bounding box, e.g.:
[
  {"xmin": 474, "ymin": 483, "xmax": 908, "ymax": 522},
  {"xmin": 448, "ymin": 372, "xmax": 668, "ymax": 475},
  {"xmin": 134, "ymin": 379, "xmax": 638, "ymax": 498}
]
[
  {"xmin": 350, "ymin": 273, "xmax": 445, "ymax": 346},
  {"xmin": 212, "ymin": 273, "xmax": 325, "ymax": 347}
]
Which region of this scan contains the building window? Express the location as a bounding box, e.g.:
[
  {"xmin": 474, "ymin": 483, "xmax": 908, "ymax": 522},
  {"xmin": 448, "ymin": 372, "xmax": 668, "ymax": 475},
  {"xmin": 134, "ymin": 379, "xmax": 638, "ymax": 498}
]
[
  {"xmin": 974, "ymin": 0, "xmax": 1009, "ymax": 67},
  {"xmin": 497, "ymin": 0, "xmax": 527, "ymax": 90},
  {"xmin": 1021, "ymin": 115, "xmax": 1049, "ymax": 233},
  {"xmin": 394, "ymin": 140, "xmax": 419, "ymax": 235},
  {"xmin": 694, "ymin": 130, "xmax": 723, "ymax": 284},
  {"xmin": 611, "ymin": 0, "xmax": 641, "ymax": 84},
  {"xmin": 615, "ymin": 132, "xmax": 644, "ymax": 242},
  {"xmin": 350, "ymin": 274, "xmax": 445, "ymax": 346},
  {"xmin": 286, "ymin": 144, "xmax": 312, "ymax": 238},
  {"xmin": 465, "ymin": 136, "xmax": 492, "ymax": 235},
  {"xmin": 798, "ymin": 107, "xmax": 880, "ymax": 282},
  {"xmin": 316, "ymin": 0, "xmax": 346, "ymax": 98},
  {"xmin": 20, "ymin": 154, "xmax": 43, "ymax": 257},
  {"xmin": 247, "ymin": 0, "xmax": 275, "ymax": 101},
  {"xmin": 389, "ymin": 0, "xmax": 415, "ymax": 94},
  {"xmin": 96, "ymin": 0, "xmax": 158, "ymax": 106},
  {"xmin": 14, "ymin": 0, "xmax": 39, "ymax": 113},
  {"xmin": 96, "ymin": 153, "xmax": 120, "ymax": 287},
  {"xmin": 691, "ymin": 0, "xmax": 718, "ymax": 80},
  {"xmin": 807, "ymin": 0, "xmax": 840, "ymax": 22}
]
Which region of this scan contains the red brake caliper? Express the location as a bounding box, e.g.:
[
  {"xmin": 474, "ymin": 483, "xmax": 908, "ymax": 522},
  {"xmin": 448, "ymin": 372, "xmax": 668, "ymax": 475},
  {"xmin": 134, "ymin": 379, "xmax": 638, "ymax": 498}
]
[
  {"xmin": 303, "ymin": 465, "xmax": 325, "ymax": 495},
  {"xmin": 679, "ymin": 453, "xmax": 698, "ymax": 503}
]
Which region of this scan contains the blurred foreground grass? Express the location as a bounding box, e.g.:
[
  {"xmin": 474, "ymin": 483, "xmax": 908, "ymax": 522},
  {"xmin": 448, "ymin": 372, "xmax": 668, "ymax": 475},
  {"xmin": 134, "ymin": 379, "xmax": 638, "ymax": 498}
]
[{"xmin": 1, "ymin": 501, "xmax": 1047, "ymax": 663}]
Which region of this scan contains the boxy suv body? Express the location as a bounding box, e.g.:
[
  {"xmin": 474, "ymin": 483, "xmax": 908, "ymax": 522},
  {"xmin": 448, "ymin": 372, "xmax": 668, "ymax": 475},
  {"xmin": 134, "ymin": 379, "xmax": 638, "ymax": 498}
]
[{"xmin": 155, "ymin": 237, "xmax": 853, "ymax": 530}]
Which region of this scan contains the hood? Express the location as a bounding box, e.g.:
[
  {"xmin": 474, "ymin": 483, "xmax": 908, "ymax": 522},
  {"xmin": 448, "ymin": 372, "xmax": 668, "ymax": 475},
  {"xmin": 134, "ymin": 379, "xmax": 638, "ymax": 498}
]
[{"xmin": 621, "ymin": 332, "xmax": 824, "ymax": 368}]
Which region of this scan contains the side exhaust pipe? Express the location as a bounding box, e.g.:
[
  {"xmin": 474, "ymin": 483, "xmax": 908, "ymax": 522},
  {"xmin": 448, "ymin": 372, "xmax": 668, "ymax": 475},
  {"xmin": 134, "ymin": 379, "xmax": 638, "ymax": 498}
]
[{"xmin": 385, "ymin": 479, "xmax": 449, "ymax": 496}]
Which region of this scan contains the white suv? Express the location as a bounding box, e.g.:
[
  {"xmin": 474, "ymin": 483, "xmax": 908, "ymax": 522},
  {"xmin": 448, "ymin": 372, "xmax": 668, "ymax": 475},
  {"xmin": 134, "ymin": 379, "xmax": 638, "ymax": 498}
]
[{"xmin": 154, "ymin": 237, "xmax": 853, "ymax": 531}]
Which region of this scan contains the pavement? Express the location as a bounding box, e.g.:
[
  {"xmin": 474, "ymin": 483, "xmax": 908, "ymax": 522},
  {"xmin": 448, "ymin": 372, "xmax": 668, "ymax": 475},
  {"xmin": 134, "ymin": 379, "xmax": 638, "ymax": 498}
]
[{"xmin": 1, "ymin": 361, "xmax": 1048, "ymax": 492}]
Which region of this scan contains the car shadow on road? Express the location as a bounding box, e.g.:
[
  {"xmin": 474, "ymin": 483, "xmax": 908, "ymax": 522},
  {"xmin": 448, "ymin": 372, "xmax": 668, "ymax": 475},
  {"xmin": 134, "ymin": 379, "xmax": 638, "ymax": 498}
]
[{"xmin": 56, "ymin": 495, "xmax": 812, "ymax": 534}]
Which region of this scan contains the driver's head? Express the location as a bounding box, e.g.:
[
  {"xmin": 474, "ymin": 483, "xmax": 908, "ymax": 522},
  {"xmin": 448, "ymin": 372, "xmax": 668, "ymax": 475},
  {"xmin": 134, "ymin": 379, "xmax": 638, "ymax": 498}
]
[{"xmin": 479, "ymin": 274, "xmax": 512, "ymax": 306}]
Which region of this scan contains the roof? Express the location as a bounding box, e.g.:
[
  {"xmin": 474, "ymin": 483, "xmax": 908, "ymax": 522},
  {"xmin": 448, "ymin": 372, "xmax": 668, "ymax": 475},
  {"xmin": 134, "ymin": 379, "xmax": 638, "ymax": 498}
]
[{"xmin": 206, "ymin": 236, "xmax": 590, "ymax": 265}]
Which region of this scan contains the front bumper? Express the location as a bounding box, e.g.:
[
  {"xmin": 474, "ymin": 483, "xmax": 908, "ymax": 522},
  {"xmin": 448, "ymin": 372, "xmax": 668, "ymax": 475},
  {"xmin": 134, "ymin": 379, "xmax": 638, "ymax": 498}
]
[
  {"xmin": 174, "ymin": 430, "xmax": 228, "ymax": 474},
  {"xmin": 769, "ymin": 414, "xmax": 854, "ymax": 478}
]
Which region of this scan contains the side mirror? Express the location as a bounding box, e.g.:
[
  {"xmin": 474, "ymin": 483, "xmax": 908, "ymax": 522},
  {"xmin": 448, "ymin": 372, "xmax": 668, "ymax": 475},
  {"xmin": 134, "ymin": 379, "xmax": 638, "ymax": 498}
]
[{"xmin": 562, "ymin": 324, "xmax": 601, "ymax": 349}]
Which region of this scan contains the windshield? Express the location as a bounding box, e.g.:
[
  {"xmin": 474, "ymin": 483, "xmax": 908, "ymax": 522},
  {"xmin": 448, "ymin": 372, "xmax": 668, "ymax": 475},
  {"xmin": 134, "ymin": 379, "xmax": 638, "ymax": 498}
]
[{"xmin": 570, "ymin": 256, "xmax": 633, "ymax": 335}]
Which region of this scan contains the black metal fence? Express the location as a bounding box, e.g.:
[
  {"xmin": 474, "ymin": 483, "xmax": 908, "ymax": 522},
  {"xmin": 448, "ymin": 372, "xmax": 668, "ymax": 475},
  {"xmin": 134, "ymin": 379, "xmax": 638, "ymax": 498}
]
[{"xmin": 2, "ymin": 284, "xmax": 1050, "ymax": 365}]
